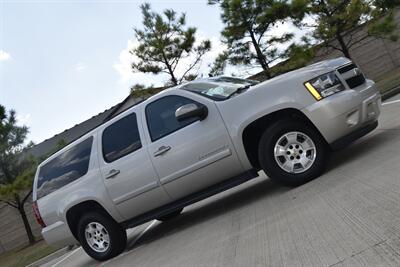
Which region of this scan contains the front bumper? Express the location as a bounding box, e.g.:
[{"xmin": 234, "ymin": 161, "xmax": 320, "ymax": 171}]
[{"xmin": 302, "ymin": 79, "xmax": 381, "ymax": 146}]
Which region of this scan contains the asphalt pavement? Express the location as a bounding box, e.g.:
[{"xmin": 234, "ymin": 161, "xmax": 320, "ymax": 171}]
[{"xmin": 43, "ymin": 93, "xmax": 400, "ymax": 267}]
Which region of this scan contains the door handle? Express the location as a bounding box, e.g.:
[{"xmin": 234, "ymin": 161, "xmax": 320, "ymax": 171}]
[
  {"xmin": 106, "ymin": 169, "xmax": 120, "ymax": 179},
  {"xmin": 154, "ymin": 146, "xmax": 171, "ymax": 157}
]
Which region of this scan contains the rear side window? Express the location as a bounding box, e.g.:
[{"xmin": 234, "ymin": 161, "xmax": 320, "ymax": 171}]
[
  {"xmin": 102, "ymin": 112, "xmax": 142, "ymax": 162},
  {"xmin": 36, "ymin": 137, "xmax": 93, "ymax": 199}
]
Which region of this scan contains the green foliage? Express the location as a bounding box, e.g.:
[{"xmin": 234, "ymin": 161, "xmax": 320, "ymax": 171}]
[
  {"xmin": 0, "ymin": 156, "xmax": 36, "ymax": 202},
  {"xmin": 275, "ymin": 41, "xmax": 315, "ymax": 75},
  {"xmin": 131, "ymin": 3, "xmax": 212, "ymax": 85},
  {"xmin": 369, "ymin": 11, "xmax": 398, "ymax": 41},
  {"xmin": 0, "ymin": 105, "xmax": 30, "ymax": 185},
  {"xmin": 303, "ymin": 0, "xmax": 400, "ymax": 59},
  {"xmin": 130, "ymin": 84, "xmax": 166, "ymax": 100},
  {"xmin": 374, "ymin": 0, "xmax": 400, "ymax": 11},
  {"xmin": 209, "ymin": 0, "xmax": 296, "ymax": 78},
  {"xmin": 208, "ymin": 51, "xmax": 229, "ymax": 76},
  {"xmin": 0, "ymin": 104, "xmax": 37, "ymax": 244}
]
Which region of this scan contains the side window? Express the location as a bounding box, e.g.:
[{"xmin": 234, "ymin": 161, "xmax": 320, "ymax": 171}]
[
  {"xmin": 102, "ymin": 112, "xmax": 142, "ymax": 162},
  {"xmin": 146, "ymin": 95, "xmax": 199, "ymax": 141},
  {"xmin": 37, "ymin": 137, "xmax": 93, "ymax": 199}
]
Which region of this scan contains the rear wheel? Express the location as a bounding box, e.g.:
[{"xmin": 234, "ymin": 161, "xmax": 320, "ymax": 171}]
[
  {"xmin": 78, "ymin": 212, "xmax": 126, "ymax": 261},
  {"xmin": 157, "ymin": 208, "xmax": 183, "ymax": 222},
  {"xmin": 258, "ymin": 119, "xmax": 330, "ymax": 187}
]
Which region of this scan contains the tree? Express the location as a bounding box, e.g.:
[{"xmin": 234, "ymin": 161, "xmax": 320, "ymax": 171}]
[
  {"xmin": 130, "ymin": 83, "xmax": 165, "ymax": 100},
  {"xmin": 0, "ymin": 106, "xmax": 68, "ymax": 246},
  {"xmin": 0, "ymin": 105, "xmax": 36, "ymax": 244},
  {"xmin": 131, "ymin": 3, "xmax": 212, "ymax": 86},
  {"xmin": 209, "ymin": 0, "xmax": 295, "ymax": 78},
  {"xmin": 273, "ymin": 39, "xmax": 315, "ymax": 76},
  {"xmin": 303, "ymin": 0, "xmax": 400, "ymax": 59},
  {"xmin": 208, "ymin": 51, "xmax": 229, "ymax": 77}
]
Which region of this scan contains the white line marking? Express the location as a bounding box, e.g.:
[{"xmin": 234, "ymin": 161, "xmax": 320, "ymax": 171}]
[
  {"xmin": 383, "ymin": 99, "xmax": 400, "ymax": 106},
  {"xmin": 51, "ymin": 247, "xmax": 81, "ymax": 267},
  {"xmin": 51, "ymin": 221, "xmax": 157, "ymax": 267},
  {"xmin": 128, "ymin": 220, "xmax": 157, "ymax": 248},
  {"xmin": 98, "ymin": 220, "xmax": 158, "ymax": 266}
]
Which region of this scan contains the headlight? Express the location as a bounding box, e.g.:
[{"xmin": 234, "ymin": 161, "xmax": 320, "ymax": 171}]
[{"xmin": 304, "ymin": 72, "xmax": 345, "ymax": 100}]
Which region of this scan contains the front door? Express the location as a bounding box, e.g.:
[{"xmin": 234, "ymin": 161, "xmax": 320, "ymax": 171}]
[{"xmin": 143, "ymin": 92, "xmax": 243, "ymax": 200}]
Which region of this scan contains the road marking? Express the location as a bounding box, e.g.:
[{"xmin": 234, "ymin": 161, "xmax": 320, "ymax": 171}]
[
  {"xmin": 51, "ymin": 246, "xmax": 81, "ymax": 267},
  {"xmin": 383, "ymin": 99, "xmax": 400, "ymax": 106},
  {"xmin": 128, "ymin": 220, "xmax": 157, "ymax": 248},
  {"xmin": 97, "ymin": 220, "xmax": 158, "ymax": 267}
]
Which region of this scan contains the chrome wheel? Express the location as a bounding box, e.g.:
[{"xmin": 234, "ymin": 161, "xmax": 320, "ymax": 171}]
[
  {"xmin": 85, "ymin": 222, "xmax": 110, "ymax": 253},
  {"xmin": 274, "ymin": 131, "xmax": 317, "ymax": 174}
]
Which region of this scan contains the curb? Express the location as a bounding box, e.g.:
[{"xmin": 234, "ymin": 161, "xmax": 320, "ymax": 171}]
[
  {"xmin": 26, "ymin": 245, "xmax": 77, "ymax": 267},
  {"xmin": 382, "ymin": 86, "xmax": 400, "ymax": 101}
]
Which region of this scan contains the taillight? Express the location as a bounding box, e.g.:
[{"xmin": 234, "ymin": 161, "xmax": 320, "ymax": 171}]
[{"xmin": 32, "ymin": 201, "xmax": 46, "ymax": 228}]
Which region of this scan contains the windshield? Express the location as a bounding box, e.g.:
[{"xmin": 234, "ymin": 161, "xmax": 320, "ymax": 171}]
[{"xmin": 181, "ymin": 77, "xmax": 258, "ymax": 101}]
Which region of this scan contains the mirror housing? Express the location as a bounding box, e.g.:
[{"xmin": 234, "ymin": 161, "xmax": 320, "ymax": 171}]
[{"xmin": 175, "ymin": 103, "xmax": 208, "ymax": 122}]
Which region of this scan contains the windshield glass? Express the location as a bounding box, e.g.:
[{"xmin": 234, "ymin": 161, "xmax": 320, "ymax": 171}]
[{"xmin": 181, "ymin": 77, "xmax": 258, "ymax": 100}]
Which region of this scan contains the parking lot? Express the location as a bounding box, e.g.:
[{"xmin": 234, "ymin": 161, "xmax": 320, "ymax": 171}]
[{"xmin": 44, "ymin": 94, "xmax": 400, "ymax": 267}]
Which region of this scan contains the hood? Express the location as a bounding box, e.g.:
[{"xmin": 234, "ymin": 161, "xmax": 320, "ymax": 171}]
[{"xmin": 253, "ymin": 57, "xmax": 352, "ymax": 89}]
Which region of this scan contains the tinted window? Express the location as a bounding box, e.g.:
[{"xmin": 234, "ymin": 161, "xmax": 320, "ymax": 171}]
[
  {"xmin": 37, "ymin": 137, "xmax": 93, "ymax": 199},
  {"xmin": 102, "ymin": 113, "xmax": 142, "ymax": 162},
  {"xmin": 146, "ymin": 96, "xmax": 199, "ymax": 141}
]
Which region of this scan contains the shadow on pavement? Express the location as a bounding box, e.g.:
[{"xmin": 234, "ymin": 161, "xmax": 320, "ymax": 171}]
[
  {"xmin": 126, "ymin": 178, "xmax": 287, "ymax": 251},
  {"xmin": 328, "ymin": 129, "xmax": 396, "ymax": 171},
  {"xmin": 123, "ymin": 126, "xmax": 397, "ymax": 254}
]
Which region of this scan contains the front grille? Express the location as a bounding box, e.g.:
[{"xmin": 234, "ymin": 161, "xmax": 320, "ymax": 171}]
[
  {"xmin": 337, "ymin": 63, "xmax": 366, "ymax": 89},
  {"xmin": 346, "ymin": 74, "xmax": 366, "ymax": 88},
  {"xmin": 338, "ymin": 63, "xmax": 357, "ymax": 74}
]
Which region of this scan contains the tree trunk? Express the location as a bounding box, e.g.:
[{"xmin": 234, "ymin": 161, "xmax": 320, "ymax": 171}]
[
  {"xmin": 15, "ymin": 194, "xmax": 35, "ymax": 245},
  {"xmin": 18, "ymin": 205, "xmax": 35, "ymax": 245},
  {"xmin": 161, "ymin": 51, "xmax": 178, "ymax": 85},
  {"xmin": 336, "ymin": 33, "xmax": 352, "ymax": 59},
  {"xmin": 249, "ymin": 30, "xmax": 271, "ymax": 78}
]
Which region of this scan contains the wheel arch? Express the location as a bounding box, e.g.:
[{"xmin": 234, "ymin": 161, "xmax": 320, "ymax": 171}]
[
  {"xmin": 241, "ymin": 108, "xmax": 327, "ymax": 169},
  {"xmin": 66, "ymin": 200, "xmax": 114, "ymax": 240}
]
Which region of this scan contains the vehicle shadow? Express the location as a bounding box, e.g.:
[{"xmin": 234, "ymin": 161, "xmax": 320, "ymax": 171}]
[
  {"xmin": 327, "ymin": 128, "xmax": 396, "ymax": 171},
  {"xmin": 125, "ymin": 127, "xmax": 396, "ymax": 253},
  {"xmin": 125, "ymin": 177, "xmax": 287, "ymax": 251}
]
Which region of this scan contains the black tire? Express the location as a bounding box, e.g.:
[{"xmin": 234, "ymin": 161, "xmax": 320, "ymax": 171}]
[
  {"xmin": 77, "ymin": 211, "xmax": 127, "ymax": 261},
  {"xmin": 156, "ymin": 208, "xmax": 183, "ymax": 222},
  {"xmin": 258, "ymin": 119, "xmax": 330, "ymax": 187}
]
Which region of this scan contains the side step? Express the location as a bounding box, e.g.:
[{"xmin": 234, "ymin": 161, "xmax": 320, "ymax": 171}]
[{"xmin": 122, "ymin": 169, "xmax": 259, "ymax": 229}]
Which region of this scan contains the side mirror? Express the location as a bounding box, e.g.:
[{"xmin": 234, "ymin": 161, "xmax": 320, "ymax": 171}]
[{"xmin": 175, "ymin": 103, "xmax": 208, "ymax": 122}]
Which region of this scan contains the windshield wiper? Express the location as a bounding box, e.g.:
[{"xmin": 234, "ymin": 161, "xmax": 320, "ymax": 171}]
[{"xmin": 227, "ymin": 85, "xmax": 251, "ymax": 99}]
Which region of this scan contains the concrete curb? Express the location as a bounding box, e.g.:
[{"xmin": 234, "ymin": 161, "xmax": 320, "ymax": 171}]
[
  {"xmin": 382, "ymin": 86, "xmax": 400, "ymax": 101},
  {"xmin": 26, "ymin": 245, "xmax": 77, "ymax": 267}
]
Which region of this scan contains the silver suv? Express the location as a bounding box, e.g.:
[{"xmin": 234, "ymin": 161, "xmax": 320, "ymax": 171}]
[{"xmin": 32, "ymin": 57, "xmax": 381, "ymax": 261}]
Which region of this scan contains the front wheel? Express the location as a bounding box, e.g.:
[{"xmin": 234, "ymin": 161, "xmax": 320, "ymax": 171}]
[
  {"xmin": 258, "ymin": 119, "xmax": 330, "ymax": 187},
  {"xmin": 78, "ymin": 212, "xmax": 127, "ymax": 261}
]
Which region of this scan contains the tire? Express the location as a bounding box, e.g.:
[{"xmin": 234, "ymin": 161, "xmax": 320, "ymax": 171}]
[
  {"xmin": 77, "ymin": 212, "xmax": 127, "ymax": 261},
  {"xmin": 156, "ymin": 208, "xmax": 183, "ymax": 222},
  {"xmin": 258, "ymin": 119, "xmax": 330, "ymax": 187}
]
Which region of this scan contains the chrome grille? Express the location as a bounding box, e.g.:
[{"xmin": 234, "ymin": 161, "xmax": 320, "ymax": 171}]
[{"xmin": 337, "ymin": 63, "xmax": 366, "ymax": 89}]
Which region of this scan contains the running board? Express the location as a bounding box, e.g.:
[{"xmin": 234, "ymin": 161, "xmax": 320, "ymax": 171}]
[{"xmin": 122, "ymin": 169, "xmax": 259, "ymax": 229}]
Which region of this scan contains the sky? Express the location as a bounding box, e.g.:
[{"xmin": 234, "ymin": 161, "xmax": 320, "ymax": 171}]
[{"xmin": 0, "ymin": 0, "xmax": 302, "ymax": 144}]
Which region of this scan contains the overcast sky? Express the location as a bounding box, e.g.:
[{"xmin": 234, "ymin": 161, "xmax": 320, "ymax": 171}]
[{"xmin": 0, "ymin": 0, "xmax": 301, "ymax": 144}]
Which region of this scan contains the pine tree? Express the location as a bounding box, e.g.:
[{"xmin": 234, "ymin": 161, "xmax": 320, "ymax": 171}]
[
  {"xmin": 131, "ymin": 3, "xmax": 211, "ymax": 85},
  {"xmin": 209, "ymin": 0, "xmax": 294, "ymax": 78}
]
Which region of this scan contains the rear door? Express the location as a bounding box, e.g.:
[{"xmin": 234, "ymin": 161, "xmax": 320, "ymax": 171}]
[
  {"xmin": 97, "ymin": 108, "xmax": 171, "ymax": 220},
  {"xmin": 143, "ymin": 91, "xmax": 243, "ymax": 200}
]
